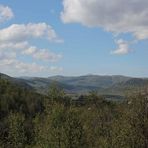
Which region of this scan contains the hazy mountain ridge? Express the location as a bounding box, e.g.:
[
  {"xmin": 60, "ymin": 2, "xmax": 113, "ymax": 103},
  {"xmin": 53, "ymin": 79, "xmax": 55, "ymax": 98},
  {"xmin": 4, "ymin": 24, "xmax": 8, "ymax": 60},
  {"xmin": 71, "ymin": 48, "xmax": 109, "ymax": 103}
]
[
  {"xmin": 0, "ymin": 73, "xmax": 32, "ymax": 89},
  {"xmin": 49, "ymin": 75, "xmax": 131, "ymax": 88},
  {"xmin": 1, "ymin": 73, "xmax": 148, "ymax": 96}
]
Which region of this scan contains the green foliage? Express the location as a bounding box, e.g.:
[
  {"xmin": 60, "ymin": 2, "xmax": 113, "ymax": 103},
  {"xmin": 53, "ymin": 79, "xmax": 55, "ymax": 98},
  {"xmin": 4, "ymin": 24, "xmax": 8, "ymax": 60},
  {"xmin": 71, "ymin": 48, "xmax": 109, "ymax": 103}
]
[
  {"xmin": 0, "ymin": 78, "xmax": 148, "ymax": 148},
  {"xmin": 63, "ymin": 109, "xmax": 86, "ymax": 148},
  {"xmin": 34, "ymin": 104, "xmax": 86, "ymax": 148},
  {"xmin": 7, "ymin": 112, "xmax": 26, "ymax": 148},
  {"xmin": 48, "ymin": 81, "xmax": 65, "ymax": 103}
]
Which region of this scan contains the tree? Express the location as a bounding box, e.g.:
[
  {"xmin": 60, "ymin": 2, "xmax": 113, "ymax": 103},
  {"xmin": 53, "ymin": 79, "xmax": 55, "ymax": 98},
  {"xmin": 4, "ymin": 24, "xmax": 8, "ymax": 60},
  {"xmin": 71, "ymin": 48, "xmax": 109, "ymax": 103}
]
[
  {"xmin": 48, "ymin": 81, "xmax": 65, "ymax": 103},
  {"xmin": 33, "ymin": 104, "xmax": 66, "ymax": 148},
  {"xmin": 7, "ymin": 112, "xmax": 26, "ymax": 148},
  {"xmin": 111, "ymin": 94, "xmax": 148, "ymax": 148},
  {"xmin": 63, "ymin": 109, "xmax": 86, "ymax": 148}
]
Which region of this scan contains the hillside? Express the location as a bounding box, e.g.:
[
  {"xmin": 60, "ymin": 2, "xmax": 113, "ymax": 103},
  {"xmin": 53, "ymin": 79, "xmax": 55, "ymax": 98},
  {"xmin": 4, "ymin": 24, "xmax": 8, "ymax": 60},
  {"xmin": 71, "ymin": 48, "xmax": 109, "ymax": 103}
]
[
  {"xmin": 0, "ymin": 73, "xmax": 32, "ymax": 90},
  {"xmin": 26, "ymin": 75, "xmax": 148, "ymax": 96},
  {"xmin": 1, "ymin": 75, "xmax": 148, "ymax": 148},
  {"xmin": 49, "ymin": 75, "xmax": 131, "ymax": 88},
  {"xmin": 1, "ymin": 73, "xmax": 148, "ymax": 96}
]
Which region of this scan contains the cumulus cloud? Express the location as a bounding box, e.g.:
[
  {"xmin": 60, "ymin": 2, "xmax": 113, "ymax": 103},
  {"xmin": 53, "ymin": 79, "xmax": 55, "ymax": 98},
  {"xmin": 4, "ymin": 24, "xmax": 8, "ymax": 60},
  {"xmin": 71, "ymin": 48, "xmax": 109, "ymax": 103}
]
[
  {"xmin": 0, "ymin": 51, "xmax": 62, "ymax": 76},
  {"xmin": 0, "ymin": 58, "xmax": 63, "ymax": 75},
  {"xmin": 14, "ymin": 61, "xmax": 45, "ymax": 73},
  {"xmin": 0, "ymin": 22, "xmax": 63, "ymax": 61},
  {"xmin": 0, "ymin": 23, "xmax": 60, "ymax": 42},
  {"xmin": 61, "ymin": 0, "xmax": 148, "ymax": 54},
  {"xmin": 0, "ymin": 42, "xmax": 29, "ymax": 50},
  {"xmin": 0, "ymin": 22, "xmax": 63, "ymax": 67},
  {"xmin": 33, "ymin": 49, "xmax": 62, "ymax": 62},
  {"xmin": 0, "ymin": 22, "xmax": 63, "ymax": 74},
  {"xmin": 21, "ymin": 46, "xmax": 36, "ymax": 55},
  {"xmin": 22, "ymin": 46, "xmax": 62, "ymax": 62},
  {"xmin": 0, "ymin": 5, "xmax": 14, "ymax": 23},
  {"xmin": 61, "ymin": 0, "xmax": 148, "ymax": 37},
  {"xmin": 0, "ymin": 4, "xmax": 63, "ymax": 75},
  {"xmin": 111, "ymin": 39, "xmax": 132, "ymax": 55}
]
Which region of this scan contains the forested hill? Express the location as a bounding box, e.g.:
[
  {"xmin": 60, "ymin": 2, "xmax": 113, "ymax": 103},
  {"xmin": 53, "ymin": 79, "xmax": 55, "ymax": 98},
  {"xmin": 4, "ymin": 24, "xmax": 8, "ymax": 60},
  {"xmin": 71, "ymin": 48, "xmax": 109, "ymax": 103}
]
[
  {"xmin": 0, "ymin": 78, "xmax": 44, "ymax": 118},
  {"xmin": 1, "ymin": 73, "xmax": 148, "ymax": 96},
  {"xmin": 0, "ymin": 73, "xmax": 32, "ymax": 90},
  {"xmin": 0, "ymin": 75, "xmax": 148, "ymax": 147}
]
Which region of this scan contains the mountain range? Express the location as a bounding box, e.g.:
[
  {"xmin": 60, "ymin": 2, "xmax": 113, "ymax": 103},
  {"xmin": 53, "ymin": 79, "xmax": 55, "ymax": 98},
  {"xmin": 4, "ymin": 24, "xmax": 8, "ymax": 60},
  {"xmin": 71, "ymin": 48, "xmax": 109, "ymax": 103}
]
[{"xmin": 0, "ymin": 73, "xmax": 148, "ymax": 96}]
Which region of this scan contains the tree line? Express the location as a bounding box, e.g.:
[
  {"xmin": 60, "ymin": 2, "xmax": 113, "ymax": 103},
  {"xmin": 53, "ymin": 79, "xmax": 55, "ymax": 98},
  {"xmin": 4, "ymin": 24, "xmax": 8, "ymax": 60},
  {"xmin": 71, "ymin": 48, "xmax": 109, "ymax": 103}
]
[{"xmin": 0, "ymin": 79, "xmax": 148, "ymax": 148}]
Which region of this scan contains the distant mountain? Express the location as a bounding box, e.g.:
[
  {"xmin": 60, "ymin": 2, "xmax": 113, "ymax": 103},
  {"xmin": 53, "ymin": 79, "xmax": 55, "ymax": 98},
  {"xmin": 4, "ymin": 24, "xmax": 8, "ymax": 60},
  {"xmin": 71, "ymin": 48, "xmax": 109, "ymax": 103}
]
[
  {"xmin": 0, "ymin": 73, "xmax": 32, "ymax": 89},
  {"xmin": 21, "ymin": 74, "xmax": 148, "ymax": 95},
  {"xmin": 1, "ymin": 73, "xmax": 148, "ymax": 96},
  {"xmin": 49, "ymin": 75, "xmax": 131, "ymax": 88},
  {"xmin": 122, "ymin": 78, "xmax": 148, "ymax": 87},
  {"xmin": 0, "ymin": 73, "xmax": 12, "ymax": 80},
  {"xmin": 102, "ymin": 78, "xmax": 148, "ymax": 96},
  {"xmin": 19, "ymin": 77, "xmax": 75, "ymax": 95}
]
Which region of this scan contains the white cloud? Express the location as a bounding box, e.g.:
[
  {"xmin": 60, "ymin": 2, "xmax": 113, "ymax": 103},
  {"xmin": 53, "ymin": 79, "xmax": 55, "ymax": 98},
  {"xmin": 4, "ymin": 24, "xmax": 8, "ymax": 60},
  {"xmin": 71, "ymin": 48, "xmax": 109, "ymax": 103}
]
[
  {"xmin": 0, "ymin": 5, "xmax": 14, "ymax": 23},
  {"xmin": 0, "ymin": 4, "xmax": 63, "ymax": 76},
  {"xmin": 0, "ymin": 42, "xmax": 62, "ymax": 62},
  {"xmin": 15, "ymin": 61, "xmax": 45, "ymax": 73},
  {"xmin": 111, "ymin": 39, "xmax": 132, "ymax": 55},
  {"xmin": 61, "ymin": 0, "xmax": 148, "ymax": 37},
  {"xmin": 0, "ymin": 23, "xmax": 60, "ymax": 42},
  {"xmin": 0, "ymin": 58, "xmax": 63, "ymax": 75},
  {"xmin": 0, "ymin": 42, "xmax": 29, "ymax": 50},
  {"xmin": 61, "ymin": 0, "xmax": 148, "ymax": 54},
  {"xmin": 0, "ymin": 22, "xmax": 63, "ymax": 75},
  {"xmin": 32, "ymin": 49, "xmax": 62, "ymax": 62},
  {"xmin": 0, "ymin": 51, "xmax": 16, "ymax": 60},
  {"xmin": 0, "ymin": 22, "xmax": 63, "ymax": 61},
  {"xmin": 22, "ymin": 46, "xmax": 37, "ymax": 55},
  {"xmin": 50, "ymin": 66, "xmax": 63, "ymax": 72},
  {"xmin": 22, "ymin": 46, "xmax": 62, "ymax": 62}
]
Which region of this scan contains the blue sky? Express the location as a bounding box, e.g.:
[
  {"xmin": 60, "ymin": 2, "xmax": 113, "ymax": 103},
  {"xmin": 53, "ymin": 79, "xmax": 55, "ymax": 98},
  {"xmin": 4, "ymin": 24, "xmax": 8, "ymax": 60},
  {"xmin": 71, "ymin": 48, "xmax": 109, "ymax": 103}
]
[{"xmin": 0, "ymin": 0, "xmax": 148, "ymax": 77}]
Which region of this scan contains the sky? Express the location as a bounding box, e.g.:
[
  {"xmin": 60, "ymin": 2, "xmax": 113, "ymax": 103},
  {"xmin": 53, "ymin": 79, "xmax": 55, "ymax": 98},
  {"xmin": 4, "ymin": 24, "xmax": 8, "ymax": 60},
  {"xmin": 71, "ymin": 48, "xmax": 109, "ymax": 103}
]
[{"xmin": 0, "ymin": 0, "xmax": 148, "ymax": 77}]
